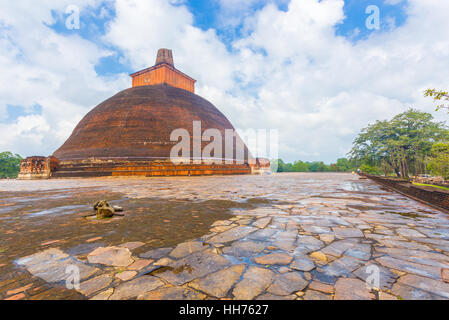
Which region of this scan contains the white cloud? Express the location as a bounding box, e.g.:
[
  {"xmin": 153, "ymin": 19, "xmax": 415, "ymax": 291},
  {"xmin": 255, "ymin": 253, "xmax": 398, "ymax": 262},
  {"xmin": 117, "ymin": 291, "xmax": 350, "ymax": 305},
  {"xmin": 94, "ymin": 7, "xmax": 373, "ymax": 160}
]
[
  {"xmin": 234, "ymin": 0, "xmax": 448, "ymax": 162},
  {"xmin": 224, "ymin": 0, "xmax": 449, "ymax": 162},
  {"xmin": 1, "ymin": 0, "xmax": 448, "ymax": 163},
  {"xmin": 103, "ymin": 0, "xmax": 235, "ymax": 90},
  {"xmin": 0, "ymin": 0, "xmax": 129, "ymax": 156},
  {"xmin": 217, "ymin": 0, "xmax": 290, "ymax": 29}
]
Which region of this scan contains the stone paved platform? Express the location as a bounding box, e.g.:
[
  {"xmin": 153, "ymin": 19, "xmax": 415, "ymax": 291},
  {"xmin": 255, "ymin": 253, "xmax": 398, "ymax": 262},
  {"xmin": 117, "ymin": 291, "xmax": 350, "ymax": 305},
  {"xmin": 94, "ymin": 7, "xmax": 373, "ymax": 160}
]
[{"xmin": 1, "ymin": 173, "xmax": 449, "ymax": 300}]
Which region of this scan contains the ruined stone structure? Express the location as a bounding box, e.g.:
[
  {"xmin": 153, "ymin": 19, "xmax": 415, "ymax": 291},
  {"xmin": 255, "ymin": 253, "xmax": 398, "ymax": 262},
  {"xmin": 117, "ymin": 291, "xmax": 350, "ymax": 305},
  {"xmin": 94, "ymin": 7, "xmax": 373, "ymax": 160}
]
[
  {"xmin": 18, "ymin": 157, "xmax": 59, "ymax": 180},
  {"xmin": 19, "ymin": 49, "xmax": 269, "ymax": 179},
  {"xmin": 249, "ymin": 158, "xmax": 272, "ymax": 174}
]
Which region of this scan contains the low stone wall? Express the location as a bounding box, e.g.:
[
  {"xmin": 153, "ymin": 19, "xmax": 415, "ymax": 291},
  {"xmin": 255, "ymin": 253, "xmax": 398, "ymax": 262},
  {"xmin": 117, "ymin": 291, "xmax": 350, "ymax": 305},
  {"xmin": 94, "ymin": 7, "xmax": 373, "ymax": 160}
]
[{"xmin": 361, "ymin": 173, "xmax": 449, "ymax": 212}]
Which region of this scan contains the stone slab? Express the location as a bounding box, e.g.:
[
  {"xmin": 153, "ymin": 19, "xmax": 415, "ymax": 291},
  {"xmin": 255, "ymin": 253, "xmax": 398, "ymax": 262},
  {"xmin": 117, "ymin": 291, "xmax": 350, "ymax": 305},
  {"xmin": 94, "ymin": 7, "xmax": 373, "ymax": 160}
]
[
  {"xmin": 87, "ymin": 246, "xmax": 134, "ymax": 267},
  {"xmin": 109, "ymin": 276, "xmax": 164, "ymax": 300},
  {"xmin": 189, "ymin": 264, "xmax": 245, "ymax": 298}
]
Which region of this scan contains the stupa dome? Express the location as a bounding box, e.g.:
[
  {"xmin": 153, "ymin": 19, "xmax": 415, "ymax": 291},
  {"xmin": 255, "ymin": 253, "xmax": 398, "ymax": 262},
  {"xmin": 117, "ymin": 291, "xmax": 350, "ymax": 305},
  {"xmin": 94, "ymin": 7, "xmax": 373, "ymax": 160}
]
[{"xmin": 53, "ymin": 84, "xmax": 249, "ymax": 161}]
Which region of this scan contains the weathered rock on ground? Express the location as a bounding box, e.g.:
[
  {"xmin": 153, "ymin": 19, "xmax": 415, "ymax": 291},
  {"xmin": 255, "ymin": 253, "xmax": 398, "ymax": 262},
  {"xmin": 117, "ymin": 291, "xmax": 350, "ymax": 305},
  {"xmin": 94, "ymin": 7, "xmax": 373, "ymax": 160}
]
[
  {"xmin": 222, "ymin": 240, "xmax": 266, "ymax": 257},
  {"xmin": 119, "ymin": 242, "xmax": 145, "ymax": 251},
  {"xmin": 394, "ymin": 274, "xmax": 449, "ymax": 299},
  {"xmin": 87, "ymin": 246, "xmax": 134, "ymax": 267},
  {"xmin": 16, "ymin": 248, "xmax": 99, "ymax": 283},
  {"xmin": 169, "ymin": 241, "xmax": 207, "ymax": 259},
  {"xmin": 232, "ymin": 266, "xmax": 275, "ymax": 300},
  {"xmin": 303, "ymin": 290, "xmax": 333, "ymax": 300},
  {"xmin": 253, "ymin": 217, "xmax": 272, "ymax": 229},
  {"xmin": 142, "ymin": 286, "xmax": 206, "ymax": 300},
  {"xmin": 115, "ymin": 271, "xmax": 137, "ymax": 281},
  {"xmin": 79, "ymin": 274, "xmax": 113, "ymax": 296},
  {"xmin": 208, "ymin": 226, "xmax": 258, "ymax": 244},
  {"xmin": 291, "ymin": 256, "xmax": 315, "ymax": 272},
  {"xmin": 253, "ymin": 253, "xmax": 293, "ymax": 266},
  {"xmin": 109, "ymin": 276, "xmax": 164, "ymax": 300},
  {"xmin": 334, "ymin": 278, "xmax": 375, "ymax": 300},
  {"xmin": 189, "ymin": 264, "xmax": 245, "ymax": 298},
  {"xmin": 140, "ymin": 247, "xmax": 172, "ymax": 260},
  {"xmin": 90, "ymin": 288, "xmax": 114, "ymax": 300},
  {"xmin": 267, "ymin": 272, "xmax": 308, "ymax": 296},
  {"xmin": 155, "ymin": 251, "xmax": 230, "ymax": 286}
]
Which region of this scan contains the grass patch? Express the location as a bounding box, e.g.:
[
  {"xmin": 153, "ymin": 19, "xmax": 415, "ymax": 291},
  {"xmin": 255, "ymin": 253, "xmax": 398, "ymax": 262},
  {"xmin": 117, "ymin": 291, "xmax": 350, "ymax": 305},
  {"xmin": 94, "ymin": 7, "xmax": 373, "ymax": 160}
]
[{"xmin": 413, "ymin": 183, "xmax": 449, "ymax": 191}]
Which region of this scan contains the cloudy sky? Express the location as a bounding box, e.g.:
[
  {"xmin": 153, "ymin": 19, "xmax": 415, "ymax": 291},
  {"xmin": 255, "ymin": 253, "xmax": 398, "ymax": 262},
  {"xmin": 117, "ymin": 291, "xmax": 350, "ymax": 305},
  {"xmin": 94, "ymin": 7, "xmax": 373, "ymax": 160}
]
[{"xmin": 0, "ymin": 0, "xmax": 448, "ymax": 163}]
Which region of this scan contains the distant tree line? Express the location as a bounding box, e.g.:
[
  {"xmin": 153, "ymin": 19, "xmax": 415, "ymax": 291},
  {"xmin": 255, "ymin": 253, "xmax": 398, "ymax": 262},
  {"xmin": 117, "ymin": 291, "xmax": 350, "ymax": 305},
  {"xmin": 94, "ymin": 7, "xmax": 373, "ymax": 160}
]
[
  {"xmin": 0, "ymin": 152, "xmax": 22, "ymax": 179},
  {"xmin": 272, "ymin": 158, "xmax": 355, "ymax": 173}
]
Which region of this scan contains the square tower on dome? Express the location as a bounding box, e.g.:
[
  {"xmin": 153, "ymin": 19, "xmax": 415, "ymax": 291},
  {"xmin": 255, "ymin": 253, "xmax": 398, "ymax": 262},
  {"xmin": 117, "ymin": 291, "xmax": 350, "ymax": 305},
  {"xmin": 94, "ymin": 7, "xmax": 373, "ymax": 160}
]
[{"xmin": 130, "ymin": 49, "xmax": 196, "ymax": 93}]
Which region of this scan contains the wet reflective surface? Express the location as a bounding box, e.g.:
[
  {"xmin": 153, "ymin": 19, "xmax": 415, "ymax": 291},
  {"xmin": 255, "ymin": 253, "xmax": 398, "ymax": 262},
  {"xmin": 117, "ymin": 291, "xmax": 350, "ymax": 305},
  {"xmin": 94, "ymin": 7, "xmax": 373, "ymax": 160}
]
[{"xmin": 0, "ymin": 173, "xmax": 448, "ymax": 300}]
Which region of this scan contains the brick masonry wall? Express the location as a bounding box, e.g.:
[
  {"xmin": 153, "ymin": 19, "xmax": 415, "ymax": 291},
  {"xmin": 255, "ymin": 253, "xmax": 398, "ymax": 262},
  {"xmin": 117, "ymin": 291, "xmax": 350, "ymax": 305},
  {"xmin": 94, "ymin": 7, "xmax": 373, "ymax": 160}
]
[
  {"xmin": 51, "ymin": 159, "xmax": 252, "ymax": 178},
  {"xmin": 18, "ymin": 156, "xmax": 59, "ymax": 179},
  {"xmin": 361, "ymin": 173, "xmax": 449, "ymax": 212}
]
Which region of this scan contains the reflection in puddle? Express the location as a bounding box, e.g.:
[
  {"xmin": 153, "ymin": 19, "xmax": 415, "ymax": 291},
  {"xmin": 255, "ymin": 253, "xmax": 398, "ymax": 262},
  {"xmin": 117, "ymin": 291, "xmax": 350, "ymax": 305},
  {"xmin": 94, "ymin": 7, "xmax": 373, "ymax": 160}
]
[
  {"xmin": 27, "ymin": 205, "xmax": 88, "ymax": 218},
  {"xmin": 146, "ymin": 265, "xmax": 174, "ymax": 276},
  {"xmin": 0, "ymin": 205, "xmax": 25, "ymax": 214},
  {"xmin": 66, "ymin": 243, "xmax": 106, "ymax": 256},
  {"xmin": 340, "ymin": 181, "xmax": 369, "ymax": 192},
  {"xmin": 381, "ymin": 210, "xmax": 434, "ymax": 219}
]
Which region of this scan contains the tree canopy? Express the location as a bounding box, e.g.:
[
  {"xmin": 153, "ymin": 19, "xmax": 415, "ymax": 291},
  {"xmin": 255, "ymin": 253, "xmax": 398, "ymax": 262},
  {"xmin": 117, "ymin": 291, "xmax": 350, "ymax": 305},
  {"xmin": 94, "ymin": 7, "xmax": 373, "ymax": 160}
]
[
  {"xmin": 427, "ymin": 142, "xmax": 449, "ymax": 179},
  {"xmin": 424, "ymin": 89, "xmax": 449, "ymax": 113},
  {"xmin": 348, "ymin": 109, "xmax": 448, "ymax": 178},
  {"xmin": 0, "ymin": 152, "xmax": 23, "ymax": 179}
]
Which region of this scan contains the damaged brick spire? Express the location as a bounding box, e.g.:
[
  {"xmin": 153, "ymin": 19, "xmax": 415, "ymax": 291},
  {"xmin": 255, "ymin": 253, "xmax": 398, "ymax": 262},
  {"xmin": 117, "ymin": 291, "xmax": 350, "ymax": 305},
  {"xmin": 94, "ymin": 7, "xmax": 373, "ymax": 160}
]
[{"xmin": 155, "ymin": 48, "xmax": 174, "ymax": 66}]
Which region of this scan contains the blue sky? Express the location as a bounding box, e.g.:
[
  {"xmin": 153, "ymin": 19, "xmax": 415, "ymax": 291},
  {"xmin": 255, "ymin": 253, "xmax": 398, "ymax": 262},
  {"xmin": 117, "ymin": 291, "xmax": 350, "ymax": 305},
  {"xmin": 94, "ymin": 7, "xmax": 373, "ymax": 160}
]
[
  {"xmin": 47, "ymin": 0, "xmax": 409, "ymax": 80},
  {"xmin": 1, "ymin": 0, "xmax": 447, "ymax": 163}
]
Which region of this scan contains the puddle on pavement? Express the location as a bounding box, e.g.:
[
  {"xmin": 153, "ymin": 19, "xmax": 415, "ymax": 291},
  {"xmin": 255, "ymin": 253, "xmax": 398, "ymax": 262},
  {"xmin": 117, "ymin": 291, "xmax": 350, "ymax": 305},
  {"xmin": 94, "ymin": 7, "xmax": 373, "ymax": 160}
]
[
  {"xmin": 0, "ymin": 187, "xmax": 279, "ymax": 286},
  {"xmin": 310, "ymin": 269, "xmax": 337, "ymax": 285},
  {"xmin": 380, "ymin": 211, "xmax": 430, "ymax": 219},
  {"xmin": 346, "ymin": 204, "xmax": 392, "ymax": 211},
  {"xmin": 340, "ymin": 182, "xmax": 370, "ymax": 192},
  {"xmin": 315, "ymin": 195, "xmax": 381, "ymax": 204},
  {"xmin": 26, "ymin": 205, "xmax": 88, "ymax": 218},
  {"xmin": 146, "ymin": 265, "xmax": 174, "ymax": 276}
]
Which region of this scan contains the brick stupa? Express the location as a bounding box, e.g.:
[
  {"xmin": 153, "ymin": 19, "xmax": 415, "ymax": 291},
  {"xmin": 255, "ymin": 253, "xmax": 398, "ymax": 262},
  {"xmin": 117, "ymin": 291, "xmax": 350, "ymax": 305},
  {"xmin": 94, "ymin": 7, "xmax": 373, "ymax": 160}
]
[{"xmin": 19, "ymin": 49, "xmax": 269, "ymax": 179}]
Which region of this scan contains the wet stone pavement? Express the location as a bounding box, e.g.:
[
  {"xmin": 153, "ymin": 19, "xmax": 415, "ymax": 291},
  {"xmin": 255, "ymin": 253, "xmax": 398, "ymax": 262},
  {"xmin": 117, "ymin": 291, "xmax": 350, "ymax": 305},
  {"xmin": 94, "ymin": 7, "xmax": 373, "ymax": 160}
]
[{"xmin": 1, "ymin": 173, "xmax": 449, "ymax": 300}]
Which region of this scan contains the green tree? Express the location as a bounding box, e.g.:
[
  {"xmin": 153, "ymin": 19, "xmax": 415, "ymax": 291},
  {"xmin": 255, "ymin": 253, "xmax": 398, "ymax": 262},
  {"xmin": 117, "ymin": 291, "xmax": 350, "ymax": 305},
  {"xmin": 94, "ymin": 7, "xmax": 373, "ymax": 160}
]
[
  {"xmin": 335, "ymin": 158, "xmax": 353, "ymax": 172},
  {"xmin": 272, "ymin": 159, "xmax": 293, "ymax": 172},
  {"xmin": 359, "ymin": 163, "xmax": 380, "ymax": 175},
  {"xmin": 424, "ymin": 89, "xmax": 449, "ymax": 113},
  {"xmin": 291, "ymin": 160, "xmax": 309, "ymax": 172},
  {"xmin": 0, "ymin": 152, "xmax": 22, "ymax": 178},
  {"xmin": 427, "ymin": 142, "xmax": 449, "ymax": 179},
  {"xmin": 307, "ymin": 161, "xmax": 330, "ymax": 172},
  {"xmin": 349, "ymin": 109, "xmax": 448, "ymax": 178}
]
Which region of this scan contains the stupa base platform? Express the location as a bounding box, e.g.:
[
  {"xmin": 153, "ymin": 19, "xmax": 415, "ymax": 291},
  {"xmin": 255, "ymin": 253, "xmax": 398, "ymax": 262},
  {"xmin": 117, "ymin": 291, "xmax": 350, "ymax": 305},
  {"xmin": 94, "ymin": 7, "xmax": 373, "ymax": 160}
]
[
  {"xmin": 53, "ymin": 160, "xmax": 252, "ymax": 178},
  {"xmin": 19, "ymin": 158, "xmax": 252, "ymax": 179}
]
